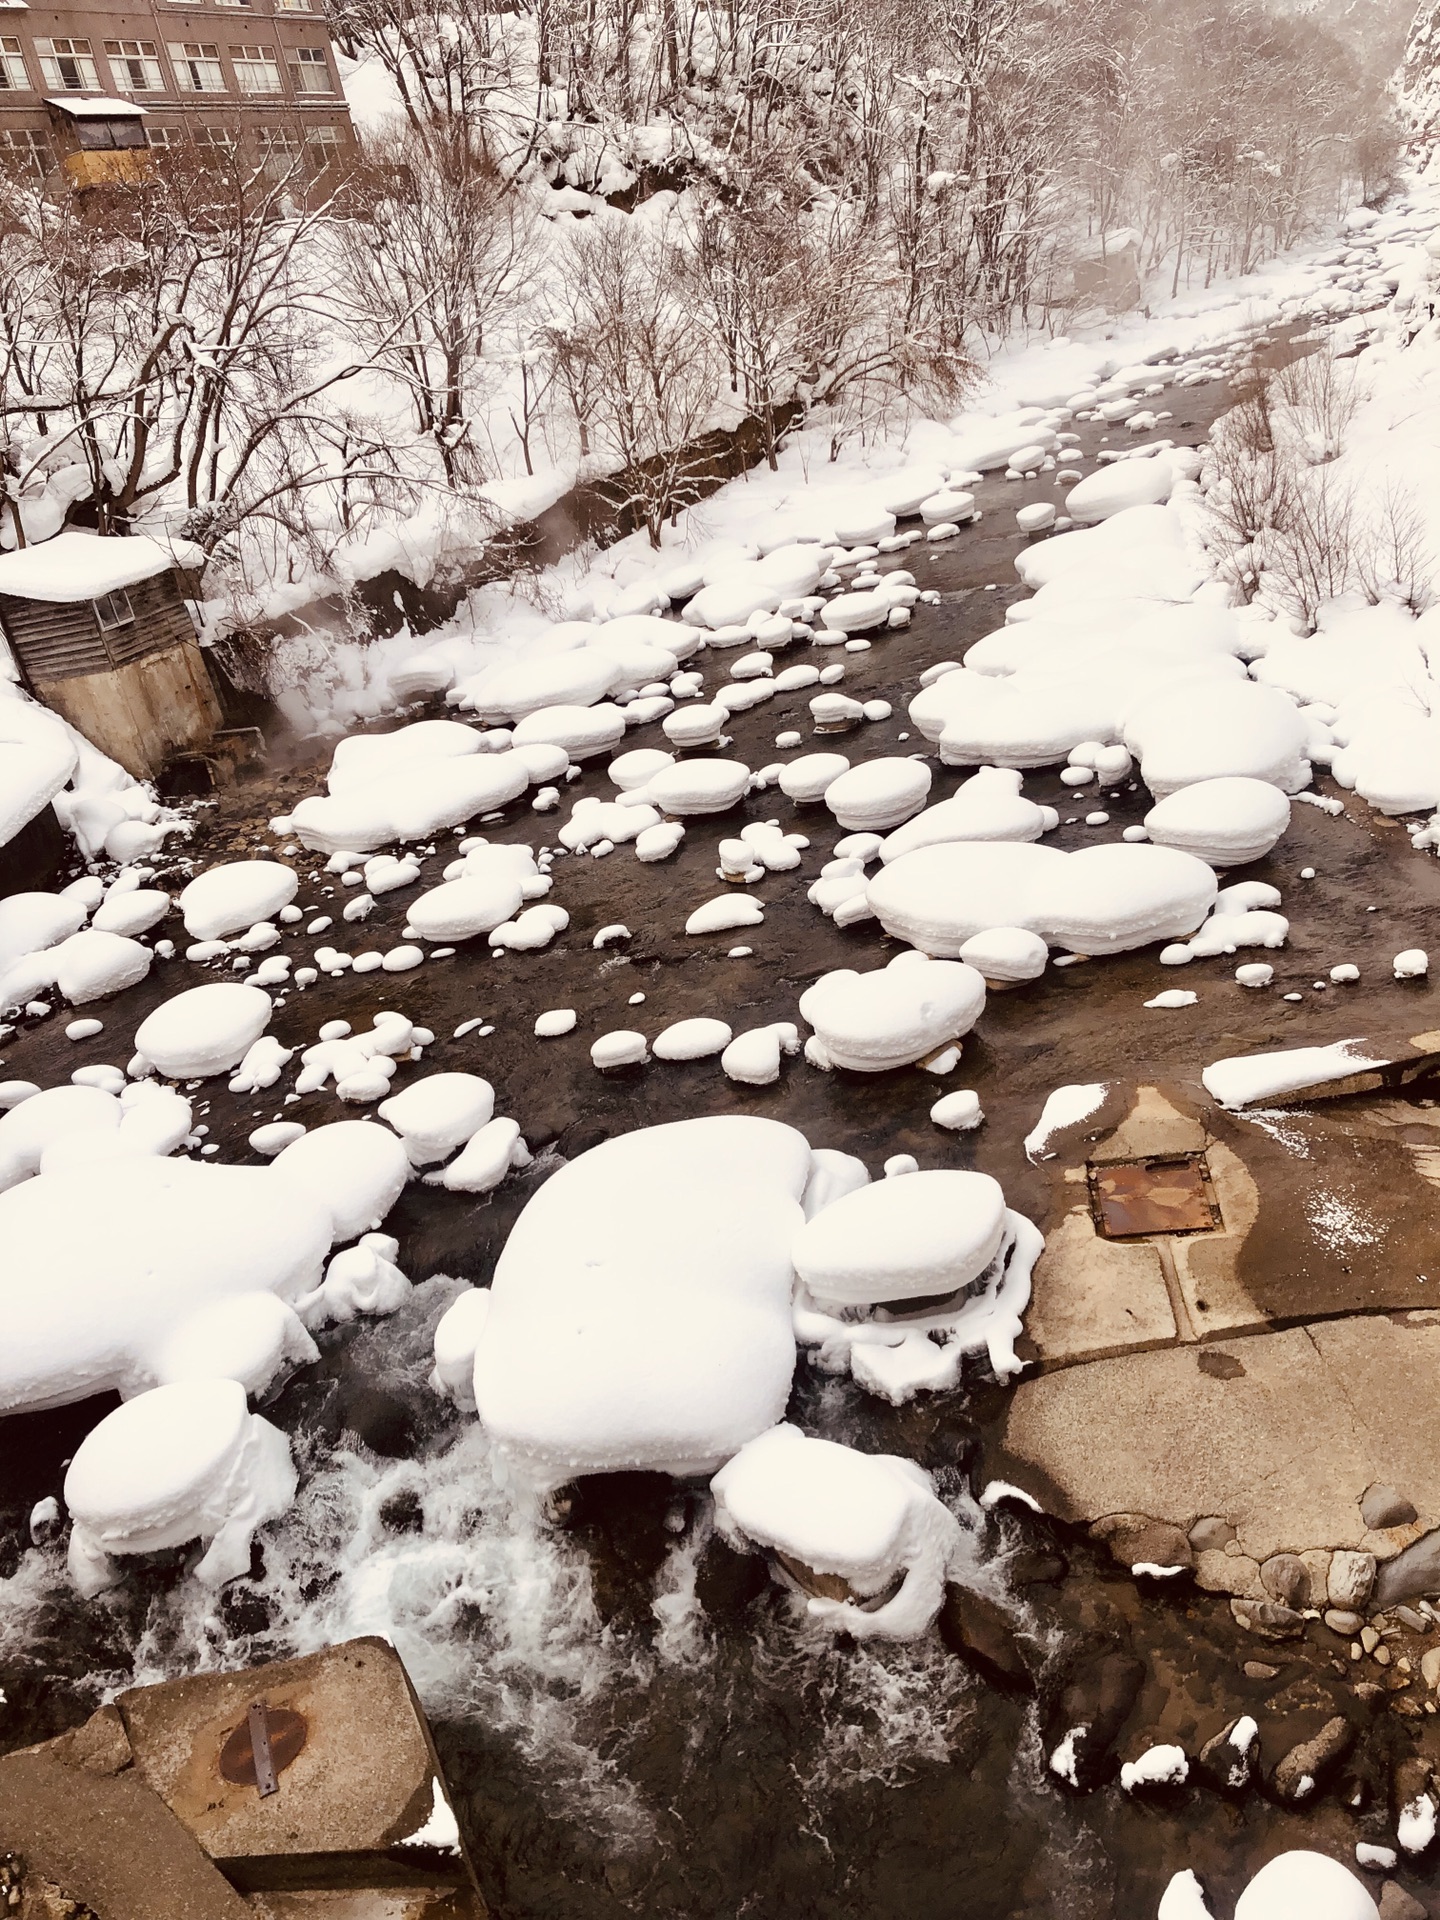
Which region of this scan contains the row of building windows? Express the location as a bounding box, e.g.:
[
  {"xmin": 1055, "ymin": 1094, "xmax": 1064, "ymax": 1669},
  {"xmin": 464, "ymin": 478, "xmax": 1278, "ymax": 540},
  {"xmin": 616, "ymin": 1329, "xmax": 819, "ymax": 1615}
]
[
  {"xmin": 0, "ymin": 33, "xmax": 332, "ymax": 96},
  {"xmin": 1, "ymin": 120, "xmax": 343, "ymax": 167}
]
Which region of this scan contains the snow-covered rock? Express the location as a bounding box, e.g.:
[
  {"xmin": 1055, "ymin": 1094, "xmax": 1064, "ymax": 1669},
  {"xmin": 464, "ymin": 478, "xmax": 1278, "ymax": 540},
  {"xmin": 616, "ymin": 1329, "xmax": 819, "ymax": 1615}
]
[
  {"xmin": 1232, "ymin": 1851, "xmax": 1377, "ymax": 1920},
  {"xmin": 133, "ymin": 982, "xmax": 273, "ymax": 1079},
  {"xmin": 823, "ymin": 758, "xmax": 932, "ymax": 831},
  {"xmin": 64, "ymin": 1377, "xmax": 297, "ymax": 1597},
  {"xmin": 463, "ymin": 1117, "xmax": 819, "ymax": 1485},
  {"xmin": 1143, "ymin": 777, "xmax": 1290, "ymax": 866},
  {"xmin": 711, "ymin": 1424, "xmax": 963, "ymax": 1640},
  {"xmin": 799, "ymin": 953, "xmax": 985, "ymax": 1071}
]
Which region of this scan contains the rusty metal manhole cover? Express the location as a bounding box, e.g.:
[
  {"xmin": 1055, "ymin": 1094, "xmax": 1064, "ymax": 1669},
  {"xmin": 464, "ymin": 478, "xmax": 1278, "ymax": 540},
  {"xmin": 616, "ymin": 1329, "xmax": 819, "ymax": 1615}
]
[
  {"xmin": 219, "ymin": 1704, "xmax": 307, "ymax": 1790},
  {"xmin": 1088, "ymin": 1153, "xmax": 1222, "ymax": 1239}
]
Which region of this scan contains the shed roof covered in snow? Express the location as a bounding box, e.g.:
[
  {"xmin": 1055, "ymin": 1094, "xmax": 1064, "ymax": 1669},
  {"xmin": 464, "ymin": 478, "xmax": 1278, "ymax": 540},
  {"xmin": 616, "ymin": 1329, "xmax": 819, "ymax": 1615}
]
[
  {"xmin": 44, "ymin": 95, "xmax": 148, "ymax": 119},
  {"xmin": 0, "ymin": 533, "xmax": 204, "ymax": 604}
]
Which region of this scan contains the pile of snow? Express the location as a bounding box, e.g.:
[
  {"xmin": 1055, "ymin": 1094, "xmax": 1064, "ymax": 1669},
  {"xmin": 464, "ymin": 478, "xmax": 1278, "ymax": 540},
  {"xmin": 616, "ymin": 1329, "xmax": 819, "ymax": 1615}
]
[
  {"xmin": 823, "ymin": 758, "xmax": 932, "ymax": 831},
  {"xmin": 710, "ymin": 1424, "xmax": 964, "ymax": 1640},
  {"xmin": 0, "ymin": 1134, "xmax": 411, "ymax": 1415},
  {"xmin": 134, "ymin": 982, "xmax": 274, "ymax": 1079},
  {"xmin": 1202, "ymin": 1039, "xmax": 1386, "ymax": 1109},
  {"xmin": 878, "ymin": 767, "xmax": 1056, "ymax": 861},
  {"xmin": 405, "ymin": 841, "xmax": 548, "ymax": 942},
  {"xmin": 439, "ymin": 1117, "xmax": 830, "ymax": 1486},
  {"xmin": 800, "ymin": 953, "xmax": 986, "ymax": 1072},
  {"xmin": 64, "ymin": 1377, "xmax": 297, "ymax": 1596},
  {"xmin": 1143, "ymin": 777, "xmax": 1290, "ymax": 866},
  {"xmin": 275, "ymin": 731, "xmax": 537, "ymax": 852},
  {"xmin": 867, "ymin": 840, "xmax": 1215, "ymax": 958},
  {"xmin": 180, "ymin": 861, "xmax": 298, "ymax": 940},
  {"xmin": 791, "ymin": 1170, "xmax": 1042, "ymax": 1399}
]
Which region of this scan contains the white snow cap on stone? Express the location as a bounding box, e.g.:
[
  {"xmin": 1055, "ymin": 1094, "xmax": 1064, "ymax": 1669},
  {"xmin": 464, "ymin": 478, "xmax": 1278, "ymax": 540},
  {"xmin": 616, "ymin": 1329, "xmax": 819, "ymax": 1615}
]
[
  {"xmin": 868, "ymin": 840, "xmax": 1215, "ymax": 959},
  {"xmin": 1143, "ymin": 777, "xmax": 1290, "ymax": 868},
  {"xmin": 1232, "ymin": 1851, "xmax": 1377, "ymax": 1920},
  {"xmin": 710, "ymin": 1424, "xmax": 963, "ymax": 1641},
  {"xmin": 180, "ymin": 861, "xmax": 298, "ymax": 941},
  {"xmin": 793, "ymin": 1168, "xmax": 1008, "ymax": 1306},
  {"xmin": 63, "ymin": 1377, "xmax": 297, "ymax": 1598},
  {"xmin": 468, "ymin": 1116, "xmax": 817, "ymax": 1485},
  {"xmin": 879, "ymin": 767, "xmax": 1052, "ymax": 861},
  {"xmin": 1202, "ymin": 1040, "xmax": 1385, "ymax": 1110},
  {"xmin": 799, "ymin": 954, "xmax": 985, "ymax": 1072},
  {"xmin": 134, "ymin": 982, "xmax": 273, "ymax": 1079},
  {"xmin": 824, "ymin": 758, "xmax": 932, "ymax": 832}
]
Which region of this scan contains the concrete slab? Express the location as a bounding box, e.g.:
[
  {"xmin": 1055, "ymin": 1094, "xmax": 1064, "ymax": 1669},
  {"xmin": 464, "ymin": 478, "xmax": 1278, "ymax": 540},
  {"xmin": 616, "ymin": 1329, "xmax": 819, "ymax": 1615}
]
[
  {"xmin": 117, "ymin": 1639, "xmax": 469, "ymax": 1881},
  {"xmin": 0, "ymin": 1747, "xmax": 250, "ymax": 1920},
  {"xmin": 991, "ymin": 1313, "xmax": 1440, "ymax": 1565},
  {"xmin": 1020, "ymin": 1203, "xmax": 1179, "ymax": 1369}
]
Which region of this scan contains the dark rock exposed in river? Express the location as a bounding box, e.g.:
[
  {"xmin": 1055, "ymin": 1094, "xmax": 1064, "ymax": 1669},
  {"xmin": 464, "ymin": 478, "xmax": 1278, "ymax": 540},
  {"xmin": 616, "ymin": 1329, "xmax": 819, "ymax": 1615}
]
[{"xmin": 938, "ymin": 1583, "xmax": 1034, "ymax": 1694}]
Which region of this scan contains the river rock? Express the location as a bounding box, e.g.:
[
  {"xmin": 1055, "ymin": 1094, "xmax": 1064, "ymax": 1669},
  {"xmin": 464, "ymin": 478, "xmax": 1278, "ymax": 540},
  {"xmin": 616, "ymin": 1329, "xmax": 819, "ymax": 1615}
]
[
  {"xmin": 1326, "ymin": 1610, "xmax": 1365, "ymax": 1636},
  {"xmin": 1231, "ymin": 1598, "xmax": 1305, "ymax": 1639},
  {"xmin": 1196, "ymin": 1549, "xmax": 1263, "ymax": 1598},
  {"xmin": 1197, "ymin": 1716, "xmax": 1259, "ymax": 1794},
  {"xmin": 1271, "ymin": 1715, "xmax": 1354, "ymax": 1803},
  {"xmin": 1422, "ymin": 1648, "xmax": 1440, "ymax": 1692},
  {"xmin": 1189, "ymin": 1516, "xmax": 1236, "ymax": 1553},
  {"xmin": 1261, "ymin": 1553, "xmax": 1311, "ymax": 1610},
  {"xmin": 1008, "ymin": 1547, "xmax": 1068, "ymax": 1587},
  {"xmin": 1243, "ymin": 1661, "xmax": 1280, "ymax": 1681},
  {"xmin": 1331, "ymin": 1549, "xmax": 1378, "ymax": 1611},
  {"xmin": 938, "ymin": 1583, "xmax": 1034, "ymax": 1693},
  {"xmin": 1042, "ymin": 1646, "xmax": 1145, "ymax": 1792},
  {"xmin": 1363, "ymin": 1484, "xmax": 1419, "ymax": 1531},
  {"xmin": 1089, "ymin": 1512, "xmax": 1193, "ymax": 1572},
  {"xmin": 1378, "ymin": 1884, "xmax": 1429, "ymax": 1920},
  {"xmin": 1375, "ymin": 1534, "xmax": 1440, "ymax": 1611}
]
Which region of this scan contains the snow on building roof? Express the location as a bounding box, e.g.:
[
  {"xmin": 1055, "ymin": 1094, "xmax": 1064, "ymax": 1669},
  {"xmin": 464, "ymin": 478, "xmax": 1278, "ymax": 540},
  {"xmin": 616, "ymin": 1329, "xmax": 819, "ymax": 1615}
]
[
  {"xmin": 0, "ymin": 532, "xmax": 204, "ymax": 604},
  {"xmin": 44, "ymin": 95, "xmax": 148, "ymax": 118}
]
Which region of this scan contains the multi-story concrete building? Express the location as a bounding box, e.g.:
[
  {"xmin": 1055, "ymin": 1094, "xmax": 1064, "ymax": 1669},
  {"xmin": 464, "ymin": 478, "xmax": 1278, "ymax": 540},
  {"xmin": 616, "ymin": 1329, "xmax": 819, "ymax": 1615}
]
[{"xmin": 0, "ymin": 0, "xmax": 354, "ymax": 188}]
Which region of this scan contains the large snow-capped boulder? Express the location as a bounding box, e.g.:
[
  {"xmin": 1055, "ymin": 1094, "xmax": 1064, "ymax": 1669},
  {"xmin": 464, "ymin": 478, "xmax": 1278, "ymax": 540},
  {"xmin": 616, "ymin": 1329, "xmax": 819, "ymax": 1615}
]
[
  {"xmin": 134, "ymin": 982, "xmax": 273, "ymax": 1079},
  {"xmin": 1066, "ymin": 454, "xmax": 1176, "ymax": 523},
  {"xmin": 1232, "ymin": 1851, "xmax": 1377, "ymax": 1920},
  {"xmin": 0, "ymin": 693, "xmax": 78, "ymax": 851},
  {"xmin": 867, "ymin": 840, "xmax": 1215, "ymax": 957},
  {"xmin": 64, "ymin": 1378, "xmax": 298, "ymax": 1597},
  {"xmin": 878, "ymin": 767, "xmax": 1053, "ymax": 860},
  {"xmin": 1123, "ymin": 678, "xmax": 1311, "ymax": 798},
  {"xmin": 799, "ymin": 953, "xmax": 986, "ymax": 1071},
  {"xmin": 180, "ymin": 861, "xmax": 298, "ymax": 941},
  {"xmin": 454, "ymin": 1116, "xmax": 822, "ymax": 1486},
  {"xmin": 327, "ymin": 719, "xmax": 481, "ymax": 794},
  {"xmin": 281, "ymin": 753, "xmax": 532, "ymax": 853},
  {"xmin": 1143, "ymin": 777, "xmax": 1291, "ymax": 867},
  {"xmin": 710, "ymin": 1425, "xmax": 964, "ymax": 1641}
]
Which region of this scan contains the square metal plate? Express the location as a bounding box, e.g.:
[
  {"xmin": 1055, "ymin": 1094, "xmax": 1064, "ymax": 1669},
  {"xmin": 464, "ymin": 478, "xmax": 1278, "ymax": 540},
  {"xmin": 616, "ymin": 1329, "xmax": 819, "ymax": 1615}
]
[{"xmin": 1087, "ymin": 1152, "xmax": 1222, "ymax": 1239}]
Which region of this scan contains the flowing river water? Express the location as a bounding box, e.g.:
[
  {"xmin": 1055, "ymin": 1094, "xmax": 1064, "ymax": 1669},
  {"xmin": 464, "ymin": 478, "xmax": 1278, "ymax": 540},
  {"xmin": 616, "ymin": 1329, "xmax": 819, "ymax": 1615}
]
[{"xmin": 3, "ymin": 314, "xmax": 1417, "ymax": 1919}]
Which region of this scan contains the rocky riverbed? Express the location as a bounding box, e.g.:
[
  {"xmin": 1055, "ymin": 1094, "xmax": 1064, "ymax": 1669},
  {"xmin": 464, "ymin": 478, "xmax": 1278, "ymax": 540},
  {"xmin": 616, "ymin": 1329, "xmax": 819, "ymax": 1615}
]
[{"xmin": 6, "ymin": 308, "xmax": 1440, "ymax": 1920}]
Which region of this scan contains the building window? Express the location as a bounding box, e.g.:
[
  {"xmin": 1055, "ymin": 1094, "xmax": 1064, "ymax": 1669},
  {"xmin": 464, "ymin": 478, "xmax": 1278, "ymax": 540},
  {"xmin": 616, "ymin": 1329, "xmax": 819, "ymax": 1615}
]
[
  {"xmin": 94, "ymin": 589, "xmax": 136, "ymax": 633},
  {"xmin": 146, "ymin": 125, "xmax": 182, "ymax": 147},
  {"xmin": 193, "ymin": 124, "xmax": 235, "ymax": 149},
  {"xmin": 306, "ymin": 123, "xmax": 340, "ymax": 171},
  {"xmin": 275, "ymin": 0, "xmax": 312, "ymax": 12},
  {"xmin": 168, "ymin": 42, "xmax": 225, "ymax": 91},
  {"xmin": 287, "ymin": 46, "xmax": 331, "ymax": 93},
  {"xmin": 258, "ymin": 126, "xmax": 298, "ymax": 180},
  {"xmin": 231, "ymin": 45, "xmax": 281, "ymax": 93},
  {"xmin": 0, "ymin": 128, "xmax": 51, "ymax": 174},
  {"xmin": 105, "ymin": 40, "xmax": 164, "ymax": 92},
  {"xmin": 0, "ymin": 35, "xmax": 28, "ymax": 90},
  {"xmin": 36, "ymin": 38, "xmax": 99, "ymax": 92}
]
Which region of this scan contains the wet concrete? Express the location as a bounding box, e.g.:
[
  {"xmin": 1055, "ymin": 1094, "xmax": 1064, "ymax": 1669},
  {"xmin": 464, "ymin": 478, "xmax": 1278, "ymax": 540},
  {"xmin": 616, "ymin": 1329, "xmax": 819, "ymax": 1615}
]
[{"xmin": 6, "ymin": 314, "xmax": 1440, "ymax": 1918}]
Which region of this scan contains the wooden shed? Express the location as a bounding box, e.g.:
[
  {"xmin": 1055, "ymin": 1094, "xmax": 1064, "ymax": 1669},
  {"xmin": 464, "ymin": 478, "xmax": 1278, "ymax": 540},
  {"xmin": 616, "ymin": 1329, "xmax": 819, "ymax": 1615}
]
[{"xmin": 0, "ymin": 532, "xmax": 221, "ymax": 781}]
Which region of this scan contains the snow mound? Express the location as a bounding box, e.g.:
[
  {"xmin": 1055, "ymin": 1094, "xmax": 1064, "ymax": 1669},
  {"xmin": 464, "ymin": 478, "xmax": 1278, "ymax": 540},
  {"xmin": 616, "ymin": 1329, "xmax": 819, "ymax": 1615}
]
[
  {"xmin": 466, "ymin": 1116, "xmax": 816, "ymax": 1485},
  {"xmin": 180, "ymin": 861, "xmax": 299, "ymax": 941},
  {"xmin": 281, "ymin": 753, "xmax": 532, "ymax": 853},
  {"xmin": 134, "ymin": 982, "xmax": 273, "ymax": 1079},
  {"xmin": 868, "ymin": 840, "xmax": 1215, "ymax": 958},
  {"xmin": 878, "ymin": 767, "xmax": 1052, "ymax": 860},
  {"xmin": 1233, "ymin": 1851, "xmax": 1377, "ymax": 1920},
  {"xmin": 799, "ymin": 953, "xmax": 985, "ymax": 1071},
  {"xmin": 1066, "ymin": 454, "xmax": 1175, "ymax": 522},
  {"xmin": 1143, "ymin": 777, "xmax": 1291, "ymax": 866},
  {"xmin": 64, "ymin": 1378, "xmax": 297, "ymax": 1597},
  {"xmin": 710, "ymin": 1424, "xmax": 963, "ymax": 1641},
  {"xmin": 1201, "ymin": 1040, "xmax": 1385, "ymax": 1110},
  {"xmin": 1124, "ymin": 678, "xmax": 1311, "ymax": 798},
  {"xmin": 824, "ymin": 758, "xmax": 932, "ymax": 831}
]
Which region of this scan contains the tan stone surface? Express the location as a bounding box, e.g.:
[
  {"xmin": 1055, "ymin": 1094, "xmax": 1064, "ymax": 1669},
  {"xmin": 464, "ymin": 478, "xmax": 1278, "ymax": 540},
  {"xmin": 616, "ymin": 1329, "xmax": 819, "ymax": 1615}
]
[
  {"xmin": 1088, "ymin": 1085, "xmax": 1206, "ymax": 1163},
  {"xmin": 118, "ymin": 1638, "xmax": 439, "ymax": 1865},
  {"xmin": 1168, "ymin": 1137, "xmax": 1268, "ymax": 1339},
  {"xmin": 993, "ymin": 1314, "xmax": 1440, "ymax": 1562},
  {"xmin": 0, "ymin": 1747, "xmax": 249, "ymax": 1920},
  {"xmin": 1022, "ymin": 1206, "xmax": 1178, "ymax": 1368}
]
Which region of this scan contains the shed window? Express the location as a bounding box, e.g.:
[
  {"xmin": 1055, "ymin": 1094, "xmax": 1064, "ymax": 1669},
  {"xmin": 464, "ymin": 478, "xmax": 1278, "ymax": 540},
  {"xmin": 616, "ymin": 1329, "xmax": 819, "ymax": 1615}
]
[{"xmin": 94, "ymin": 589, "xmax": 135, "ymax": 631}]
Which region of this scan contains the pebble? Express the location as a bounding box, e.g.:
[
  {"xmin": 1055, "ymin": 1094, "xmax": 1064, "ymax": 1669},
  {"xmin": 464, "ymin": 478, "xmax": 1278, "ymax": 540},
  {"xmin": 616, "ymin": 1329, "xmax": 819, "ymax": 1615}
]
[
  {"xmin": 65, "ymin": 1018, "xmax": 103, "ymax": 1041},
  {"xmin": 535, "ymin": 1009, "xmax": 577, "ymax": 1038},
  {"xmin": 1325, "ymin": 1609, "xmax": 1364, "ymax": 1635}
]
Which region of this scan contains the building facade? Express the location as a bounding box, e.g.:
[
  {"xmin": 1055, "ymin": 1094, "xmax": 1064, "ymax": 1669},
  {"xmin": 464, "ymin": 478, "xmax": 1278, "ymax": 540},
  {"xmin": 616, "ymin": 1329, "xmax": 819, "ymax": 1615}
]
[{"xmin": 0, "ymin": 0, "xmax": 354, "ymax": 186}]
